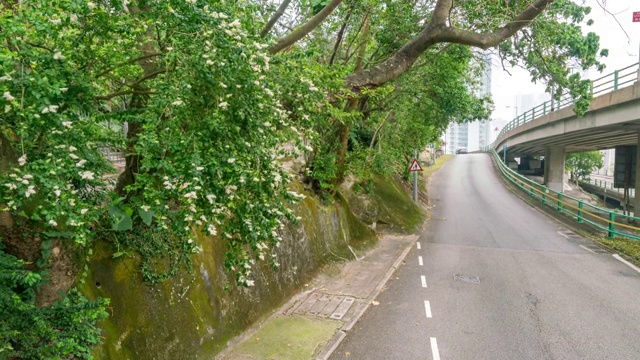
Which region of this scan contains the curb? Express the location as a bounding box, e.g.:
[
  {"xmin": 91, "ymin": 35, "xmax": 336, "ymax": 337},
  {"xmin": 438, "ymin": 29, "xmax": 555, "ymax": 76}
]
[
  {"xmin": 315, "ymin": 236, "xmax": 417, "ymax": 360},
  {"xmin": 316, "ymin": 155, "xmax": 447, "ymax": 360}
]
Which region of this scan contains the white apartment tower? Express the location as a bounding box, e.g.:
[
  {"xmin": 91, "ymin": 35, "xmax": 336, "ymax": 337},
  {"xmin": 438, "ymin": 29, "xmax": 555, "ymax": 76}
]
[{"xmin": 478, "ymin": 52, "xmax": 492, "ymax": 148}]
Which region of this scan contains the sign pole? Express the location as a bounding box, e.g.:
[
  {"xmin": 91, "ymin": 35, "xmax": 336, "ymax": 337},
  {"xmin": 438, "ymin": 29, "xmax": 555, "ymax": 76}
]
[
  {"xmin": 413, "ymin": 149, "xmax": 418, "ymax": 202},
  {"xmin": 408, "ymin": 152, "xmax": 424, "ymax": 204}
]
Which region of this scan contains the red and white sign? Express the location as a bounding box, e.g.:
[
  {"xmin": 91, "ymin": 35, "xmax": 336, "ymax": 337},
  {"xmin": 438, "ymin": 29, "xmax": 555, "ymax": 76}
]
[
  {"xmin": 633, "ymin": 11, "xmax": 640, "ymax": 22},
  {"xmin": 408, "ymin": 159, "xmax": 423, "ymax": 172}
]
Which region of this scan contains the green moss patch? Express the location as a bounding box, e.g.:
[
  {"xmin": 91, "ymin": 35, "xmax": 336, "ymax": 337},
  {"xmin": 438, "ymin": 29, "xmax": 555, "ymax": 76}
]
[
  {"xmin": 370, "ymin": 174, "xmax": 424, "ymax": 234},
  {"xmin": 336, "ymin": 192, "xmax": 377, "ymax": 250},
  {"xmin": 229, "ymin": 316, "xmax": 340, "ymax": 360}
]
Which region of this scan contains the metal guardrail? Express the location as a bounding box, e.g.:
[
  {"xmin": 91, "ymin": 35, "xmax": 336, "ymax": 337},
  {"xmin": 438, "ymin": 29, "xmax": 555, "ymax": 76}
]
[
  {"xmin": 581, "ymin": 178, "xmax": 636, "ymax": 198},
  {"xmin": 489, "ymin": 149, "xmax": 640, "ymax": 240},
  {"xmin": 489, "ymin": 62, "xmax": 640, "ymax": 147}
]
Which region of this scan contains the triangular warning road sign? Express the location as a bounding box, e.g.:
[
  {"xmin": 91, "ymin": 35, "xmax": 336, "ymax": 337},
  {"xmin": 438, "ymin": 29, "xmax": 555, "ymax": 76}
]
[{"xmin": 408, "ymin": 159, "xmax": 423, "ymax": 172}]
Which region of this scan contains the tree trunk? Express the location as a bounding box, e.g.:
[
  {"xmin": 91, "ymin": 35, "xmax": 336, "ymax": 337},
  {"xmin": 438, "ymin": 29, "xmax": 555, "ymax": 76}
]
[
  {"xmin": 114, "ymin": 3, "xmax": 159, "ymax": 197},
  {"xmin": 114, "ymin": 115, "xmax": 143, "ymax": 197},
  {"xmin": 332, "ymin": 99, "xmax": 359, "ymax": 188}
]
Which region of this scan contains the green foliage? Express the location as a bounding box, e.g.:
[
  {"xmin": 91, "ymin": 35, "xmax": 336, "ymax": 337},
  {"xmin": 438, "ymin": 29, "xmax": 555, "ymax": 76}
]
[
  {"xmin": 566, "ymin": 151, "xmax": 603, "ymax": 183},
  {"xmin": 301, "ymin": 0, "xmax": 330, "ymax": 15},
  {"xmin": 491, "ymin": 0, "xmax": 606, "ymax": 116},
  {"xmin": 0, "ymin": 0, "xmax": 311, "ymax": 289},
  {"xmin": 346, "ymin": 45, "xmax": 492, "ymax": 179},
  {"xmin": 0, "ymin": 246, "xmax": 108, "ymax": 359}
]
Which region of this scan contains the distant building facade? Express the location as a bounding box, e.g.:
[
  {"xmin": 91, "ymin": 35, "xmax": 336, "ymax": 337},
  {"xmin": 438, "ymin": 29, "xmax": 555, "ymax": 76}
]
[
  {"xmin": 478, "ymin": 52, "xmax": 492, "ymax": 149},
  {"xmin": 445, "ymin": 122, "xmax": 469, "ymax": 154}
]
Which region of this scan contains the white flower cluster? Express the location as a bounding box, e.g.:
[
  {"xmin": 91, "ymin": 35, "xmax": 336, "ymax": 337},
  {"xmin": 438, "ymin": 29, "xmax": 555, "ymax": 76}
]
[
  {"xmin": 79, "ymin": 171, "xmax": 95, "ymax": 180},
  {"xmin": 41, "ymin": 105, "xmax": 59, "ymax": 114},
  {"xmin": 300, "ymin": 78, "xmax": 319, "ymax": 92},
  {"xmin": 17, "ymin": 154, "xmax": 27, "ymax": 166},
  {"xmin": 2, "ymin": 91, "xmax": 14, "ymax": 101}
]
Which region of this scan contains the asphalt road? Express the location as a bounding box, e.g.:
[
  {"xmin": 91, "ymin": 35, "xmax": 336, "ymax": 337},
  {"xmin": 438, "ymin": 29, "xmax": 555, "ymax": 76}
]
[{"xmin": 330, "ymin": 153, "xmax": 640, "ymax": 360}]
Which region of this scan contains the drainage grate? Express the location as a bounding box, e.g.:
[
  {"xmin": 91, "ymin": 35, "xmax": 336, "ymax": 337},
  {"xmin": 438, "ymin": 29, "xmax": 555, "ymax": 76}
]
[
  {"xmin": 291, "ymin": 293, "xmax": 355, "ymax": 320},
  {"xmin": 454, "ymin": 273, "xmax": 480, "ymax": 283}
]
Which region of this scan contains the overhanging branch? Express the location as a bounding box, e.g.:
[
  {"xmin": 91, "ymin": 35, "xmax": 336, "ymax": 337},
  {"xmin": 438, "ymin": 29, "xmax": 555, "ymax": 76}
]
[
  {"xmin": 260, "ymin": 0, "xmax": 292, "ymax": 38},
  {"xmin": 345, "ymin": 0, "xmax": 555, "ymax": 90},
  {"xmin": 437, "ymin": 0, "xmax": 554, "ymax": 49},
  {"xmin": 269, "ymin": 0, "xmax": 344, "ymax": 54}
]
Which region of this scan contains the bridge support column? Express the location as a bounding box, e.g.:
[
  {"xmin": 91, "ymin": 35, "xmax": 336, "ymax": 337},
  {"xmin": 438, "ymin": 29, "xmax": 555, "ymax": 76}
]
[{"xmin": 544, "ymin": 146, "xmax": 565, "ymax": 193}]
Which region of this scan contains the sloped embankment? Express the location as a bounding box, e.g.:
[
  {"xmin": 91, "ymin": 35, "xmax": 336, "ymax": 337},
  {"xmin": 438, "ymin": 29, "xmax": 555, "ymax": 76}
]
[{"xmin": 81, "ymin": 176, "xmax": 423, "ymax": 359}]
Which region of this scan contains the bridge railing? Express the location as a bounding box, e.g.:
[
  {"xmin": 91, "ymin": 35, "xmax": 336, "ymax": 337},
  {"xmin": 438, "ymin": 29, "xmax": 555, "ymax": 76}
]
[
  {"xmin": 491, "ymin": 62, "xmax": 640, "ymax": 147},
  {"xmin": 580, "ymin": 177, "xmax": 636, "ymax": 198},
  {"xmin": 488, "ymin": 149, "xmax": 640, "ymax": 241}
]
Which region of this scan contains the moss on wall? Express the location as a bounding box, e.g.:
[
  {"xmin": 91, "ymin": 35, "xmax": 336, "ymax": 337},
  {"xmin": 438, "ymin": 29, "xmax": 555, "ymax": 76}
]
[
  {"xmin": 343, "ymin": 174, "xmax": 425, "ymax": 234},
  {"xmin": 83, "ymin": 180, "xmax": 385, "ymax": 359}
]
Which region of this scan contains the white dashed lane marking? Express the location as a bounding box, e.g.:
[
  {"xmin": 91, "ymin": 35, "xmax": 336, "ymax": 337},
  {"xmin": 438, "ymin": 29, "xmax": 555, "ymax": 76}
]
[
  {"xmin": 424, "ymin": 300, "xmax": 432, "ymax": 318},
  {"xmin": 430, "ymin": 337, "xmax": 441, "ymax": 360},
  {"xmin": 417, "ymin": 242, "xmax": 422, "ymax": 250},
  {"xmin": 419, "ymin": 256, "xmax": 423, "ymax": 266},
  {"xmin": 421, "ymin": 275, "xmax": 427, "ymax": 288}
]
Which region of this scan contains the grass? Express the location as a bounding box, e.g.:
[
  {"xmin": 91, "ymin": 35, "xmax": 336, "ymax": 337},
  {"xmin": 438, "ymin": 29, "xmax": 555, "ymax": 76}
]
[
  {"xmin": 422, "ymin": 154, "xmax": 453, "ymax": 185},
  {"xmin": 597, "ymin": 237, "xmax": 640, "ymax": 266},
  {"xmin": 229, "ymin": 316, "xmax": 341, "ymax": 360}
]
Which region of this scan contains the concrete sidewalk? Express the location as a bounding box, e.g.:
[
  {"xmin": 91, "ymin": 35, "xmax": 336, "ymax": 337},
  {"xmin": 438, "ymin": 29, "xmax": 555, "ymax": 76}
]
[{"xmin": 216, "ymin": 234, "xmax": 418, "ymax": 360}]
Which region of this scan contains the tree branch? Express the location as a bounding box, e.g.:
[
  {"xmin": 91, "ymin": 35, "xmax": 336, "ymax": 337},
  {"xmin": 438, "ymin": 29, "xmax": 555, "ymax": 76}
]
[
  {"xmin": 260, "ymin": 0, "xmax": 293, "ymax": 38},
  {"xmin": 95, "ymin": 53, "xmax": 164, "ymax": 78},
  {"xmin": 94, "ymin": 90, "xmax": 157, "ymax": 101},
  {"xmin": 432, "ymin": 0, "xmax": 453, "ymax": 25},
  {"xmin": 269, "ymin": 0, "xmax": 344, "ymax": 54},
  {"xmin": 342, "ymin": 11, "xmax": 369, "ymax": 62},
  {"xmin": 437, "ymin": 0, "xmax": 554, "ymax": 49},
  {"xmin": 344, "ymin": 22, "xmax": 441, "ymax": 90},
  {"xmin": 129, "ymin": 68, "xmax": 168, "ymax": 88},
  {"xmin": 345, "ymin": 0, "xmax": 555, "ymax": 90},
  {"xmin": 329, "ymin": 5, "xmax": 354, "ymax": 65},
  {"xmin": 354, "ymin": 15, "xmax": 370, "ymax": 72},
  {"xmin": 370, "ymin": 111, "xmax": 393, "ymax": 149}
]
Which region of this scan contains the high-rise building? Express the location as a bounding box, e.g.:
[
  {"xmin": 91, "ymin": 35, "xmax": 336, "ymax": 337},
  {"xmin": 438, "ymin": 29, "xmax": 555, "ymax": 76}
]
[
  {"xmin": 445, "ymin": 122, "xmax": 469, "ymax": 154},
  {"xmin": 478, "ymin": 52, "xmax": 492, "ymax": 149}
]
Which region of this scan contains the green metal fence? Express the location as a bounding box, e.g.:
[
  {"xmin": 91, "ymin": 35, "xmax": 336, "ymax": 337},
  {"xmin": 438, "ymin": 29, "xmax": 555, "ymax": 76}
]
[{"xmin": 489, "ymin": 149, "xmax": 640, "ymax": 240}]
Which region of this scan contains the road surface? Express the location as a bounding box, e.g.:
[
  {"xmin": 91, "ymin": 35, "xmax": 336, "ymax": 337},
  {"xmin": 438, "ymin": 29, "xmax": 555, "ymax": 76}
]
[{"xmin": 330, "ymin": 153, "xmax": 640, "ymax": 360}]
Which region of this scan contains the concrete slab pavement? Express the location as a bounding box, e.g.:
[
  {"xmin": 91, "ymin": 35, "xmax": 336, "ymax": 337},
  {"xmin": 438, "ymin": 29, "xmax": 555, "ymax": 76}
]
[{"xmin": 217, "ymin": 234, "xmax": 419, "ymax": 360}]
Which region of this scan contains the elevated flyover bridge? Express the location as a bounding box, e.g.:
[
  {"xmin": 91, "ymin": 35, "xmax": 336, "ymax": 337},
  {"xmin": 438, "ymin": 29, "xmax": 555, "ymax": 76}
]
[{"xmin": 485, "ymin": 62, "xmax": 640, "ymax": 240}]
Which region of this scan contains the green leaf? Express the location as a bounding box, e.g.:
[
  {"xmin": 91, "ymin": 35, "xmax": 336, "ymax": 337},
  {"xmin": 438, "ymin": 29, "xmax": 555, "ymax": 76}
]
[
  {"xmin": 109, "ymin": 204, "xmax": 132, "ymax": 231},
  {"xmin": 108, "ymin": 204, "xmax": 126, "ymax": 218},
  {"xmin": 112, "ymin": 214, "xmax": 132, "ymax": 232},
  {"xmin": 139, "ymin": 208, "xmax": 154, "ymax": 226}
]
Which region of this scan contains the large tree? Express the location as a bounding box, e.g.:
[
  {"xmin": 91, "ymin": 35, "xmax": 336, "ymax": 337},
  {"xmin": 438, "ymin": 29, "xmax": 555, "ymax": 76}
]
[{"xmin": 261, "ymin": 0, "xmax": 604, "ymax": 188}]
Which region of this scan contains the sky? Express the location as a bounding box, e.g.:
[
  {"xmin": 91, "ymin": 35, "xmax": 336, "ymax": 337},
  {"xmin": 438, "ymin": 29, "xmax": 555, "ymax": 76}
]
[{"xmin": 469, "ymin": 0, "xmax": 640, "ymax": 149}]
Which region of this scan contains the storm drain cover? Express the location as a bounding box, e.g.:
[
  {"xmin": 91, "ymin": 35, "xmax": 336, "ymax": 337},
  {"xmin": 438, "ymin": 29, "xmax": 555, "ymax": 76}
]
[
  {"xmin": 454, "ymin": 273, "xmax": 480, "ymax": 283},
  {"xmin": 291, "ymin": 293, "xmax": 355, "ymax": 320}
]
